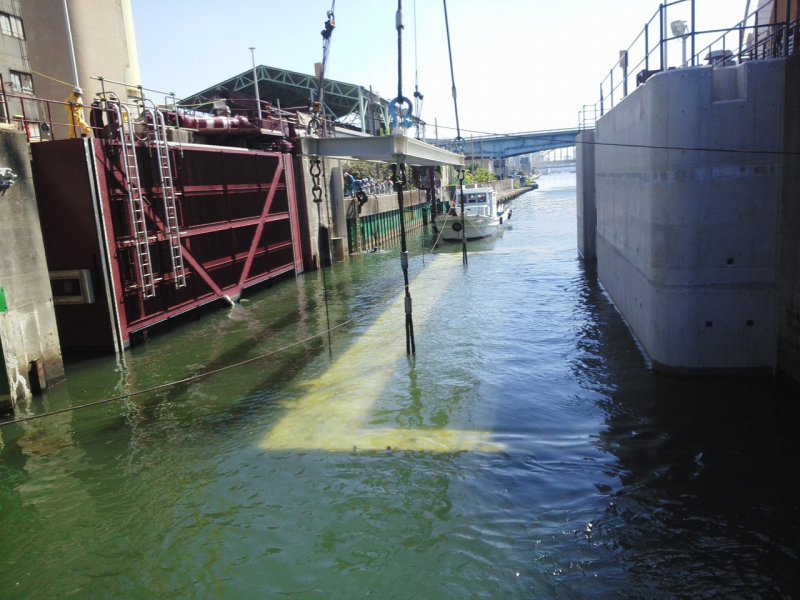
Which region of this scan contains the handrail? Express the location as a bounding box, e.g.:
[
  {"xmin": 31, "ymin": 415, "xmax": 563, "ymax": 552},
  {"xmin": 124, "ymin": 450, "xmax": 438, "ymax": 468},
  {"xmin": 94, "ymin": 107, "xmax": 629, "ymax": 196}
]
[
  {"xmin": 0, "ymin": 83, "xmax": 91, "ymax": 141},
  {"xmin": 579, "ymin": 0, "xmax": 799, "ymax": 129},
  {"xmin": 0, "ymin": 78, "xmax": 301, "ymax": 143}
]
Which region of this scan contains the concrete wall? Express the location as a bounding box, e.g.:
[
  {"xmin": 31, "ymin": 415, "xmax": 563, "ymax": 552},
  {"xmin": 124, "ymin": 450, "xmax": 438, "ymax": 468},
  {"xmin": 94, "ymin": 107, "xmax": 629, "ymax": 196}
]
[
  {"xmin": 777, "ymin": 56, "xmax": 800, "ymax": 384},
  {"xmin": 0, "ymin": 128, "xmax": 64, "ymax": 407},
  {"xmin": 576, "ymin": 130, "xmax": 596, "ymax": 261},
  {"xmin": 0, "ymin": 0, "xmax": 28, "ymax": 80},
  {"xmin": 22, "ymin": 0, "xmax": 140, "ymax": 104},
  {"xmin": 594, "ymin": 59, "xmax": 785, "ymax": 372}
]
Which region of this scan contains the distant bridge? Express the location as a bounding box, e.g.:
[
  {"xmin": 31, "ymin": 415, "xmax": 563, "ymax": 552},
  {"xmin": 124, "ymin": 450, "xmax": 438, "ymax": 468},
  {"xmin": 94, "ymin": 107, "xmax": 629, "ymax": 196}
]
[{"xmin": 432, "ymin": 128, "xmax": 584, "ymax": 160}]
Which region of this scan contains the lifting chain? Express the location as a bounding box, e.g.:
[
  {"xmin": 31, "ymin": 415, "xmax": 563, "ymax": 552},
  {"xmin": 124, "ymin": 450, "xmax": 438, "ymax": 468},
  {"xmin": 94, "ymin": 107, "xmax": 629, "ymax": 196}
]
[
  {"xmin": 391, "ymin": 162, "xmax": 408, "ymax": 192},
  {"xmin": 309, "ymin": 154, "xmax": 332, "ymax": 352},
  {"xmin": 453, "ymin": 135, "xmax": 465, "ymax": 154},
  {"xmin": 310, "ymin": 158, "xmax": 323, "ymax": 204}
]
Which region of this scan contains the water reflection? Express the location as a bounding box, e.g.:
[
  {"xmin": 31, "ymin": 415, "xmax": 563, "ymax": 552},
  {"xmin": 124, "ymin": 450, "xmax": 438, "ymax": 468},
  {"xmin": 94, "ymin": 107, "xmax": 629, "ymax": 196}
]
[
  {"xmin": 2, "ymin": 175, "xmax": 799, "ymax": 597},
  {"xmin": 570, "ymin": 228, "xmax": 800, "ymax": 596}
]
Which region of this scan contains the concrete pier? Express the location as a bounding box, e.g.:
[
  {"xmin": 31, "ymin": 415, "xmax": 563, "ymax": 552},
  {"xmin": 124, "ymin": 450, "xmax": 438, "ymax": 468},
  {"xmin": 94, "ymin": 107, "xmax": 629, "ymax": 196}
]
[
  {"xmin": 576, "ymin": 129, "xmax": 596, "ymax": 262},
  {"xmin": 777, "ymin": 56, "xmax": 800, "ymax": 385},
  {"xmin": 0, "ymin": 128, "xmax": 64, "ymax": 408},
  {"xmin": 579, "ymin": 58, "xmax": 798, "ymax": 375}
]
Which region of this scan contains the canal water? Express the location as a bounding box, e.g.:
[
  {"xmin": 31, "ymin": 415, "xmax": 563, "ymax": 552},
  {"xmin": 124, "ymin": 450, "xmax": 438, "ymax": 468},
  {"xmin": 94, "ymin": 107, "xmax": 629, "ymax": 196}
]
[{"xmin": 1, "ymin": 174, "xmax": 799, "ymax": 598}]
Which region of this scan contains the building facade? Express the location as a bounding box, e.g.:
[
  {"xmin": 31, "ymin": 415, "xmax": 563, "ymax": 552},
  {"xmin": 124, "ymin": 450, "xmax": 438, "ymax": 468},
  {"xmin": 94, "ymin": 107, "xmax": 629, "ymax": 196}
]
[{"xmin": 21, "ymin": 0, "xmax": 140, "ymax": 104}]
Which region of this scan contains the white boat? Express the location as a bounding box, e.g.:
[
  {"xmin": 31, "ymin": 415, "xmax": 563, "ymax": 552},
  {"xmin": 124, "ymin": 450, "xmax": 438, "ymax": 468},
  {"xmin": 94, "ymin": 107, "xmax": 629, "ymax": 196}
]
[{"xmin": 433, "ymin": 187, "xmax": 511, "ymax": 241}]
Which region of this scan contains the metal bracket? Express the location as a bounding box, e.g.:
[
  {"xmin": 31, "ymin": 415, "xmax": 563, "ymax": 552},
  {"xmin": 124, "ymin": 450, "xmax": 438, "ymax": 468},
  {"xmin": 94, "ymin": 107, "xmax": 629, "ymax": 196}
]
[{"xmin": 0, "ymin": 168, "xmax": 18, "ymax": 194}]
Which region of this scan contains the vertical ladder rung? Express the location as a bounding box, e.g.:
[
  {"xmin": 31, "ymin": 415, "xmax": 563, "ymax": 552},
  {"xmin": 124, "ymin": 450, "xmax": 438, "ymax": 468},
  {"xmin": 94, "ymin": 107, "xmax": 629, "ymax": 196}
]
[
  {"xmin": 145, "ymin": 105, "xmax": 186, "ymax": 290},
  {"xmin": 111, "ymin": 100, "xmax": 157, "ymax": 299}
]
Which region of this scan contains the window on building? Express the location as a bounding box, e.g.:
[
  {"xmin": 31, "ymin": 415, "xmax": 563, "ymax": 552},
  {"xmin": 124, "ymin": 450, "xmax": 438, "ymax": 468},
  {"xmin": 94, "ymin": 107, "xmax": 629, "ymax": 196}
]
[
  {"xmin": 9, "ymin": 70, "xmax": 34, "ymax": 94},
  {"xmin": 0, "ymin": 12, "xmax": 25, "ymax": 39}
]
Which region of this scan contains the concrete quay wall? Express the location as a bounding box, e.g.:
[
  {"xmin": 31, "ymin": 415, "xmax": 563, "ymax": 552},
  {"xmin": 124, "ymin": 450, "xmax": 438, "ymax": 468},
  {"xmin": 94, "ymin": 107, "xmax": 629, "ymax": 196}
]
[
  {"xmin": 777, "ymin": 56, "xmax": 800, "ymax": 385},
  {"xmin": 576, "ymin": 129, "xmax": 596, "ymax": 262},
  {"xmin": 590, "ymin": 59, "xmax": 787, "ymax": 372},
  {"xmin": 0, "ymin": 128, "xmax": 64, "ymax": 407}
]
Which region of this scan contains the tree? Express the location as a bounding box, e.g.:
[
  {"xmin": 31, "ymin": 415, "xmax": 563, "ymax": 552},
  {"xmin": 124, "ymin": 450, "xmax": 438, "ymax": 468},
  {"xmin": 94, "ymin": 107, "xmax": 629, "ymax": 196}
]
[
  {"xmin": 343, "ymin": 160, "xmax": 391, "ymax": 181},
  {"xmin": 463, "ymin": 165, "xmax": 495, "ymax": 185}
]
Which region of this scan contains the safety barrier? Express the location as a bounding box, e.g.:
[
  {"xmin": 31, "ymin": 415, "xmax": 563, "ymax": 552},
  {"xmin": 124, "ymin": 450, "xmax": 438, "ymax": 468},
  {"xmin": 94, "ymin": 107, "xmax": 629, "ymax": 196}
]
[
  {"xmin": 579, "ymin": 0, "xmax": 799, "ymax": 129},
  {"xmin": 0, "ymin": 74, "xmax": 300, "ymax": 143},
  {"xmin": 346, "ymin": 196, "xmax": 434, "ymax": 254},
  {"xmin": 0, "ymin": 75, "xmax": 85, "ymax": 141}
]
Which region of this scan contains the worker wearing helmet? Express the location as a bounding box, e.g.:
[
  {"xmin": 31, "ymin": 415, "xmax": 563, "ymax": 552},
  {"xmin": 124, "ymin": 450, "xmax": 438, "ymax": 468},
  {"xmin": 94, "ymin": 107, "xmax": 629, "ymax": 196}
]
[{"xmin": 65, "ymin": 86, "xmax": 91, "ymax": 138}]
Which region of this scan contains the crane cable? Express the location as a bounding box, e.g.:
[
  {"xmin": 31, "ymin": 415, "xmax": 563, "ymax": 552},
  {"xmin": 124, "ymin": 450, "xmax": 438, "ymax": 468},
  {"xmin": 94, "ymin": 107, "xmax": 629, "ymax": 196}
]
[
  {"xmin": 312, "ymin": 0, "xmax": 336, "ymax": 136},
  {"xmin": 442, "ymin": 0, "xmax": 467, "ymax": 266},
  {"xmin": 412, "ymin": 0, "xmax": 424, "ymax": 139},
  {"xmin": 308, "ymin": 1, "xmax": 337, "ymax": 354}
]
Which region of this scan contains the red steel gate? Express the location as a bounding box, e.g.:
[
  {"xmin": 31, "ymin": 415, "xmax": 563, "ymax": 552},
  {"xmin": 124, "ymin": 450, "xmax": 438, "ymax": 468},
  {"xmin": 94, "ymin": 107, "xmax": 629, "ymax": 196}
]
[{"xmin": 32, "ymin": 137, "xmax": 303, "ymax": 352}]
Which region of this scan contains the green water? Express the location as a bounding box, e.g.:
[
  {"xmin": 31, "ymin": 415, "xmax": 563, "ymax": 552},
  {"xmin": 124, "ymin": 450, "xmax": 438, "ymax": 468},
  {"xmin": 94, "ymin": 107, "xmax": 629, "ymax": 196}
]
[{"xmin": 2, "ymin": 174, "xmax": 799, "ymax": 598}]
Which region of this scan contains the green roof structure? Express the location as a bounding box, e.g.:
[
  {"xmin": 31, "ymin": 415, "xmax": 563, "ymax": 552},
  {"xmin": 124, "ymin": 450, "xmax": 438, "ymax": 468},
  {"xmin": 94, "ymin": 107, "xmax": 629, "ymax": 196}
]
[{"xmin": 181, "ymin": 65, "xmax": 404, "ymax": 135}]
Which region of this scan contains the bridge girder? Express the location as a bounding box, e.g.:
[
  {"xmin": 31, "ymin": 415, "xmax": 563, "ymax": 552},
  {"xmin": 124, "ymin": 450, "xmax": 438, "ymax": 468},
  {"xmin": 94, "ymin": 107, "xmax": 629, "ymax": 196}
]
[{"xmin": 435, "ymin": 128, "xmax": 584, "ymax": 160}]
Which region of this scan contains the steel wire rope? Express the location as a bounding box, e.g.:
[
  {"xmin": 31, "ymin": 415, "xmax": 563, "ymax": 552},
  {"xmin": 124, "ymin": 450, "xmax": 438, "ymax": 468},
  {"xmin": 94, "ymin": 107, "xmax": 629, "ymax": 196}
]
[
  {"xmin": 393, "ymin": 0, "xmax": 416, "ymax": 356},
  {"xmin": 426, "ymin": 210, "xmax": 454, "ymax": 256},
  {"xmin": 412, "ymin": 0, "xmax": 424, "ymax": 139},
  {"xmin": 430, "ymin": 124, "xmax": 800, "ymax": 157},
  {"xmin": 175, "ymin": 100, "xmax": 214, "ymax": 109},
  {"xmin": 0, "ymin": 274, "xmax": 422, "ymax": 429},
  {"xmin": 28, "ymin": 68, "xmax": 76, "ymax": 89},
  {"xmin": 310, "ymin": 158, "xmax": 334, "ymax": 356},
  {"xmin": 552, "ymin": 136, "xmax": 800, "ymax": 156},
  {"xmin": 313, "ymin": 0, "xmax": 336, "ymax": 135},
  {"xmin": 321, "ymin": 158, "xmax": 337, "ymax": 355},
  {"xmin": 442, "ymin": 0, "xmax": 468, "ymax": 266},
  {"xmin": 307, "ymin": 1, "xmax": 338, "ymax": 354}
]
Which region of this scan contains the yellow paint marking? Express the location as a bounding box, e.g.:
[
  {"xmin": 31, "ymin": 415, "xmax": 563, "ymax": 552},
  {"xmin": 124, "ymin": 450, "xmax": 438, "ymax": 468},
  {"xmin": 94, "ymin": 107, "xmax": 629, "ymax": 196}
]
[{"xmin": 260, "ymin": 254, "xmax": 503, "ymax": 453}]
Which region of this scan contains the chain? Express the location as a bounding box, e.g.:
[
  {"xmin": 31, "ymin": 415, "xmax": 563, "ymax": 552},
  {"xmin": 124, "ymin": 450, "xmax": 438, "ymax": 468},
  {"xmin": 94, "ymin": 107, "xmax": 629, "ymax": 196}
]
[
  {"xmin": 309, "ymin": 155, "xmax": 332, "ymax": 353},
  {"xmin": 391, "ymin": 162, "xmax": 408, "ymax": 192},
  {"xmin": 310, "ymin": 158, "xmax": 323, "ymax": 204}
]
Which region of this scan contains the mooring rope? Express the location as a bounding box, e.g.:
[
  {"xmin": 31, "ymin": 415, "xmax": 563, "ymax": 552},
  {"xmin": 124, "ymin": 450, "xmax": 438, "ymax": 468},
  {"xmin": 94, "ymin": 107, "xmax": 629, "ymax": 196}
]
[
  {"xmin": 427, "ymin": 212, "xmax": 453, "ymax": 256},
  {"xmin": 0, "ymin": 271, "xmax": 424, "ymax": 429}
]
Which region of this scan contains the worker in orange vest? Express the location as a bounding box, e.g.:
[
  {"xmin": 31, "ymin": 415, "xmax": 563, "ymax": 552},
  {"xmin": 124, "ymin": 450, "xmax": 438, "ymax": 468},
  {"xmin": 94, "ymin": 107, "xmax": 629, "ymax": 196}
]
[{"xmin": 65, "ymin": 86, "xmax": 91, "ymax": 138}]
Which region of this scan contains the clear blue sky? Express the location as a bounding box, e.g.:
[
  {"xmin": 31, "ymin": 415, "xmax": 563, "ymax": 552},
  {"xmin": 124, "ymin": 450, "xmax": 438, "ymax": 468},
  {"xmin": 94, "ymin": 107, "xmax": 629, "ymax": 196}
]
[{"xmin": 132, "ymin": 0, "xmax": 748, "ymax": 136}]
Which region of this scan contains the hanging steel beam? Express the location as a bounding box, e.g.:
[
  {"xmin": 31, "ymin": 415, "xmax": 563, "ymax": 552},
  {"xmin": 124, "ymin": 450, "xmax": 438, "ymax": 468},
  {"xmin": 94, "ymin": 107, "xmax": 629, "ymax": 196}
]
[{"xmin": 303, "ymin": 133, "xmax": 464, "ymax": 167}]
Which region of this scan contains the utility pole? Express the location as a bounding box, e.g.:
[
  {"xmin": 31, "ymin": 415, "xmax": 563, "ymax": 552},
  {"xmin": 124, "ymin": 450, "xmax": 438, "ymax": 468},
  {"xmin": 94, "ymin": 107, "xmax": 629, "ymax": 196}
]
[{"xmin": 249, "ymin": 47, "xmax": 262, "ymax": 121}]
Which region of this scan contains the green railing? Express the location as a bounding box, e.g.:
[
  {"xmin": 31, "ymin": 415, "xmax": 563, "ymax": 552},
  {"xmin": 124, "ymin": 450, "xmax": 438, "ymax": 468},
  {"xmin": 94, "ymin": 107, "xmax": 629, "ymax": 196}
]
[{"xmin": 347, "ymin": 201, "xmax": 442, "ymax": 253}]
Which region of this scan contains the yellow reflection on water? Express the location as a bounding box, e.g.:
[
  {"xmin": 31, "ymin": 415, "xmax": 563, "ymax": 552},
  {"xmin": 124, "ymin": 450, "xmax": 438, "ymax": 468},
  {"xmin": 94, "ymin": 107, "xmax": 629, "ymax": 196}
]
[{"xmin": 260, "ymin": 255, "xmax": 502, "ymax": 453}]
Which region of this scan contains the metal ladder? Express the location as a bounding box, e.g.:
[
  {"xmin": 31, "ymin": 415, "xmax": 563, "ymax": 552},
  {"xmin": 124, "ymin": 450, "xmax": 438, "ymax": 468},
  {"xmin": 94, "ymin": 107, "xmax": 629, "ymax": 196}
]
[
  {"xmin": 109, "ymin": 100, "xmax": 157, "ymax": 299},
  {"xmin": 143, "ymin": 102, "xmax": 186, "ymax": 289}
]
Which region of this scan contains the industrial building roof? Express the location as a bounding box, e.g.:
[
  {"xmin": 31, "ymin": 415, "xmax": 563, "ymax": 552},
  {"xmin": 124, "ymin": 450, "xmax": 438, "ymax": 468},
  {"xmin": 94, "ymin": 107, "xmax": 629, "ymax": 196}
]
[{"xmin": 180, "ymin": 64, "xmax": 392, "ymax": 131}]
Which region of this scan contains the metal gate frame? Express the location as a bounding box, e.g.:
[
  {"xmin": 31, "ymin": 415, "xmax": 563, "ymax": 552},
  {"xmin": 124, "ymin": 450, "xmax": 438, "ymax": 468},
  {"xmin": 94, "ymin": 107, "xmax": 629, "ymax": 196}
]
[{"xmin": 92, "ymin": 139, "xmax": 303, "ymax": 348}]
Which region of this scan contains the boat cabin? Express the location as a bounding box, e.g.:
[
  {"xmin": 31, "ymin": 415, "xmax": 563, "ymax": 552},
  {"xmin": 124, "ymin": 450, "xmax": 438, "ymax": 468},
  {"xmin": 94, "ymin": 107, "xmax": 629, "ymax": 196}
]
[{"xmin": 454, "ymin": 187, "xmax": 499, "ymax": 217}]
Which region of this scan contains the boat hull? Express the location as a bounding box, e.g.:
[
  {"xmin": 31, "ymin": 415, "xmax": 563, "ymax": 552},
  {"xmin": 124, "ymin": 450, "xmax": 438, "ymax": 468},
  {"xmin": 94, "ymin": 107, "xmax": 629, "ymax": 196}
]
[{"xmin": 434, "ymin": 210, "xmax": 511, "ymax": 241}]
